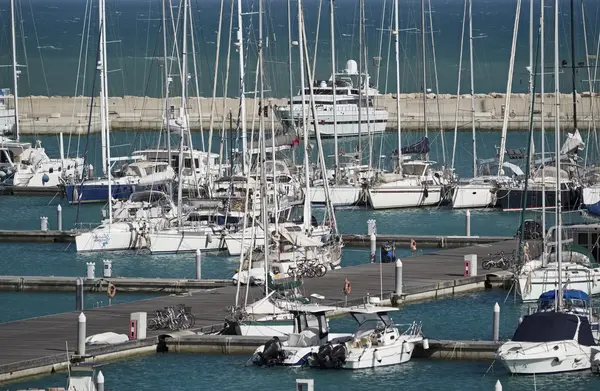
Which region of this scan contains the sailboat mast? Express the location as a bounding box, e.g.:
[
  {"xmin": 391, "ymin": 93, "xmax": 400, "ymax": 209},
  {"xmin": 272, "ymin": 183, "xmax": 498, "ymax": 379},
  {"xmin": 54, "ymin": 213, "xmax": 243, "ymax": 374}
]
[
  {"xmin": 176, "ymin": 0, "xmax": 189, "ymax": 228},
  {"xmin": 287, "ymin": 0, "xmax": 295, "ymax": 164},
  {"xmin": 10, "ymin": 0, "xmax": 19, "ymax": 141},
  {"xmin": 394, "ymin": 0, "xmax": 402, "ymax": 170},
  {"xmin": 298, "ymin": 0, "xmax": 311, "ymax": 233},
  {"xmin": 468, "ymin": 0, "xmax": 476, "ymax": 177},
  {"xmin": 258, "ymin": 0, "xmax": 269, "ymax": 298},
  {"xmin": 421, "ymin": 0, "xmax": 428, "ymax": 150},
  {"xmin": 570, "ymin": 0, "xmax": 578, "ymax": 132},
  {"xmin": 330, "ymin": 0, "xmax": 339, "ymax": 176},
  {"xmin": 98, "ymin": 0, "xmax": 107, "ymax": 177},
  {"xmin": 496, "ymin": 0, "xmax": 522, "ymax": 177},
  {"xmin": 162, "ymin": 0, "xmax": 173, "ymax": 199},
  {"xmin": 554, "ymin": 0, "xmax": 563, "ymax": 310},
  {"xmin": 237, "ymin": 0, "xmax": 248, "ymax": 174},
  {"xmin": 357, "ymin": 0, "xmax": 363, "ymax": 160},
  {"xmin": 99, "ymin": 0, "xmax": 112, "ymax": 224},
  {"xmin": 540, "ymin": 0, "xmax": 546, "ymax": 266}
]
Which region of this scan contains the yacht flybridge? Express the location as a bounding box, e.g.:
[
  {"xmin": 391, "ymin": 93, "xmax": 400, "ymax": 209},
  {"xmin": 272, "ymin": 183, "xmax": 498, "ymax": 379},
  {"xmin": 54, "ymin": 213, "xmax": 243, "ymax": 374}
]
[{"xmin": 276, "ymin": 59, "xmax": 388, "ymax": 138}]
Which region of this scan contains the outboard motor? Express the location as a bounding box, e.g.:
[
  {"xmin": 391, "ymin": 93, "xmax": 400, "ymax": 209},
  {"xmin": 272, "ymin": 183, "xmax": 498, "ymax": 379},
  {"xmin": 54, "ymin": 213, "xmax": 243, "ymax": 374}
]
[
  {"xmin": 310, "ymin": 343, "xmax": 347, "ymax": 369},
  {"xmin": 380, "ymin": 242, "xmax": 395, "ymax": 263},
  {"xmin": 254, "ymin": 336, "xmax": 285, "ymax": 366}
]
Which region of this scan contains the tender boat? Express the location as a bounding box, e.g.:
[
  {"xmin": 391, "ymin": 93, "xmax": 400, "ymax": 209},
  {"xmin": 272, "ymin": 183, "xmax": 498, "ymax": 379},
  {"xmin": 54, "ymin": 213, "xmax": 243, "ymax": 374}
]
[{"xmin": 308, "ymin": 305, "xmax": 425, "ymax": 369}]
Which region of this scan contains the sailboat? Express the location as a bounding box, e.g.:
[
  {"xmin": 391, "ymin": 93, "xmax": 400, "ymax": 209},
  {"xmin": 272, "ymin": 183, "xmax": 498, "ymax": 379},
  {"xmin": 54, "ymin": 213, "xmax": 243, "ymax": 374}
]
[
  {"xmin": 1, "ymin": 0, "xmax": 83, "ymax": 190},
  {"xmin": 366, "ymin": 0, "xmax": 449, "ymax": 210}
]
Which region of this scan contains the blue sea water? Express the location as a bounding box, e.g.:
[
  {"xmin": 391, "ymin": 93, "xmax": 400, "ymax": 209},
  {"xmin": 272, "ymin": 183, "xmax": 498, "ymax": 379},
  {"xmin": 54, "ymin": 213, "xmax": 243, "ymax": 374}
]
[{"xmin": 0, "ymin": 0, "xmax": 595, "ymax": 98}]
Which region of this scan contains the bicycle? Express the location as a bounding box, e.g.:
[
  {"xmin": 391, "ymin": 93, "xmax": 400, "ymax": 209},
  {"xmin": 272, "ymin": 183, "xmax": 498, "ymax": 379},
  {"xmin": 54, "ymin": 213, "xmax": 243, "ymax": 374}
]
[
  {"xmin": 148, "ymin": 305, "xmax": 195, "ymax": 331},
  {"xmin": 481, "ymin": 251, "xmax": 515, "ymax": 270}
]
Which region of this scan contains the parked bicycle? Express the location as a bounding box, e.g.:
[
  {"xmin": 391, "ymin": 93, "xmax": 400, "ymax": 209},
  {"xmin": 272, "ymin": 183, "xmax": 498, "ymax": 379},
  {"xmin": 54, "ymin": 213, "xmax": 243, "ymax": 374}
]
[
  {"xmin": 148, "ymin": 304, "xmax": 195, "ymax": 331},
  {"xmin": 289, "ymin": 261, "xmax": 327, "ymax": 279},
  {"xmin": 481, "ymin": 250, "xmax": 516, "ymax": 270}
]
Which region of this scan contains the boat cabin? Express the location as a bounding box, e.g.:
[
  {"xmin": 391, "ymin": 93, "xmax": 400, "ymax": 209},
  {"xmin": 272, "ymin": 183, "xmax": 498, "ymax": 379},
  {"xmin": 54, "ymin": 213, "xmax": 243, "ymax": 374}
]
[
  {"xmin": 348, "ymin": 306, "xmax": 400, "ymax": 348},
  {"xmin": 286, "ymin": 305, "xmax": 337, "ymax": 348}
]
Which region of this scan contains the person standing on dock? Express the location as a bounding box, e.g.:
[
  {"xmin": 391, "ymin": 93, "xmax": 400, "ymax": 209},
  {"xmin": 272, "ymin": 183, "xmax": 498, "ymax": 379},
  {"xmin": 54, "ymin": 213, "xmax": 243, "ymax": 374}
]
[{"xmin": 410, "ymin": 239, "xmax": 417, "ymax": 256}]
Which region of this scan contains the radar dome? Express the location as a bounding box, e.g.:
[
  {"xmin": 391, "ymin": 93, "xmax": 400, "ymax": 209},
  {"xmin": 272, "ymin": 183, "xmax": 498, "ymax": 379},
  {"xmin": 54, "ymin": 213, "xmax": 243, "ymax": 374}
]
[{"xmin": 345, "ymin": 59, "xmax": 358, "ymax": 75}]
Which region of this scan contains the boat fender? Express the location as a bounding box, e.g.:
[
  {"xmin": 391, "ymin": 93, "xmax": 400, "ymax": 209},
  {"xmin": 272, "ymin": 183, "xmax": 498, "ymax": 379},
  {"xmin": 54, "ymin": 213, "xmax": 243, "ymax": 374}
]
[
  {"xmin": 374, "ymin": 349, "xmax": 382, "ymax": 362},
  {"xmin": 107, "ymin": 283, "xmax": 117, "ymax": 298},
  {"xmin": 422, "ymin": 338, "xmax": 429, "ymax": 350},
  {"xmin": 344, "ymin": 279, "xmax": 351, "ymax": 295}
]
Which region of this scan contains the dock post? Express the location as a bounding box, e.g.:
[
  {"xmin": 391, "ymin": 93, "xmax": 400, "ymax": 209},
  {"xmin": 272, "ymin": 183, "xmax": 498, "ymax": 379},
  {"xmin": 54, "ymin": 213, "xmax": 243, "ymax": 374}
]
[
  {"xmin": 103, "ymin": 260, "xmax": 112, "ymax": 278},
  {"xmin": 494, "ymin": 380, "xmax": 502, "ymax": 391},
  {"xmin": 466, "ymin": 210, "xmax": 471, "ymax": 236},
  {"xmin": 395, "ymin": 258, "xmax": 403, "ymax": 296},
  {"xmin": 296, "ymin": 379, "xmax": 314, "ymax": 391},
  {"xmin": 97, "ymin": 370, "xmax": 105, "ymax": 391},
  {"xmin": 76, "ymin": 277, "xmax": 84, "ymax": 311},
  {"xmin": 77, "ymin": 312, "xmax": 86, "ymax": 356},
  {"xmin": 196, "ymin": 249, "xmax": 202, "ymax": 279},
  {"xmin": 40, "ymin": 216, "xmax": 48, "ymax": 232},
  {"xmin": 493, "ymin": 302, "xmax": 500, "ymax": 342},
  {"xmin": 367, "ymin": 219, "xmax": 376, "ymax": 236},
  {"xmin": 86, "ymin": 262, "xmax": 95, "ymax": 280},
  {"xmin": 370, "ymin": 233, "xmax": 376, "ymax": 263},
  {"xmin": 57, "ymin": 204, "xmax": 63, "ymax": 231}
]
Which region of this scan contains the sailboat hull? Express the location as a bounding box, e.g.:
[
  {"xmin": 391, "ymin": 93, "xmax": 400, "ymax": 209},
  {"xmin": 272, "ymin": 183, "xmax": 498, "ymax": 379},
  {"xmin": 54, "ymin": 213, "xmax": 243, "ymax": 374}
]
[
  {"xmin": 368, "ymin": 185, "xmax": 442, "ymax": 209},
  {"xmin": 310, "ymin": 185, "xmax": 362, "ymax": 206},
  {"xmin": 75, "ymin": 223, "xmax": 146, "ymax": 252},
  {"xmin": 64, "ymin": 183, "xmax": 165, "ymax": 204},
  {"xmin": 496, "ymin": 186, "xmax": 582, "ymax": 211},
  {"xmin": 147, "ymin": 228, "xmax": 226, "ymax": 254},
  {"xmin": 497, "ymin": 341, "xmax": 592, "ymax": 374},
  {"xmin": 452, "ymin": 183, "xmax": 496, "ymax": 208}
]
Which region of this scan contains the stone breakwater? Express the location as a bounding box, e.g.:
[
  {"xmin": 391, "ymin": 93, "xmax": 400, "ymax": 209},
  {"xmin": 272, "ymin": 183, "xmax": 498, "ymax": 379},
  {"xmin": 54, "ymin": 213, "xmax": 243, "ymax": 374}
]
[{"xmin": 7, "ymin": 92, "xmax": 599, "ymax": 135}]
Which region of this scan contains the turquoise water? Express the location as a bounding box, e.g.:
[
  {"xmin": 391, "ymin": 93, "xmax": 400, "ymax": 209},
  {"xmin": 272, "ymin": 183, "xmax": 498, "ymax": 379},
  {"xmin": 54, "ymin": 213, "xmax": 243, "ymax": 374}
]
[{"xmin": 0, "ymin": 0, "xmax": 593, "ymax": 97}]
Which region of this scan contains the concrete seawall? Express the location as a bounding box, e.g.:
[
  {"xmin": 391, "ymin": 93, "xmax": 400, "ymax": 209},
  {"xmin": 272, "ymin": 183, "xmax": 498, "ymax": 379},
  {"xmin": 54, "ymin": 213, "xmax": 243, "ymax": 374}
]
[{"xmin": 7, "ymin": 92, "xmax": 599, "ymax": 135}]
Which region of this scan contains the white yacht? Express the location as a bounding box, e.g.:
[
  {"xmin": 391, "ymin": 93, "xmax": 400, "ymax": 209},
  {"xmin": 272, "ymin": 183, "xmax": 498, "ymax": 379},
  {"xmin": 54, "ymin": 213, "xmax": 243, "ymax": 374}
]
[
  {"xmin": 75, "ymin": 191, "xmax": 176, "ymax": 252},
  {"xmin": 308, "ymin": 305, "xmax": 425, "ymax": 369},
  {"xmin": 251, "ymin": 305, "xmax": 351, "ymax": 367},
  {"xmin": 276, "ymin": 60, "xmax": 388, "ymax": 138},
  {"xmin": 496, "ymin": 311, "xmax": 596, "ymax": 374},
  {"xmin": 367, "ymin": 157, "xmax": 446, "ymax": 209}
]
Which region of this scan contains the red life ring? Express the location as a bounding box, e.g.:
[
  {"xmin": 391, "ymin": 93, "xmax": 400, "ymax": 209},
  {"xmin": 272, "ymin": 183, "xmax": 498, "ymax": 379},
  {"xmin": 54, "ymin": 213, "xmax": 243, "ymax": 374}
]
[
  {"xmin": 344, "ymin": 279, "xmax": 351, "ymax": 295},
  {"xmin": 107, "ymin": 283, "xmax": 117, "ymax": 298}
]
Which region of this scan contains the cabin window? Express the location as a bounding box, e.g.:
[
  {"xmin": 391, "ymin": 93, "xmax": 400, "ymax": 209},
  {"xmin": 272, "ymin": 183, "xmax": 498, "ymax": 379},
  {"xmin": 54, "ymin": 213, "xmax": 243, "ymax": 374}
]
[{"xmin": 49, "ymin": 168, "xmax": 54, "ymax": 173}]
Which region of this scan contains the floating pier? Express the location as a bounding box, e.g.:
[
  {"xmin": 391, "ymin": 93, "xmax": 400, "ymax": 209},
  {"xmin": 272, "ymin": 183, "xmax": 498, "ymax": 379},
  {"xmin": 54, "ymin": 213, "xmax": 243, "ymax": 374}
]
[
  {"xmin": 0, "ymin": 239, "xmax": 519, "ymax": 383},
  {"xmin": 0, "ymin": 229, "xmax": 512, "ymax": 248}
]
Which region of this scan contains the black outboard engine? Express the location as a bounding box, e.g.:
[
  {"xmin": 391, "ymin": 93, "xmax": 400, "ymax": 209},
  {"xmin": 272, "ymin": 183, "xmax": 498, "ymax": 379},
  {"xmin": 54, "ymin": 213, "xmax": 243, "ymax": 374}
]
[
  {"xmin": 254, "ymin": 336, "xmax": 285, "ymax": 366},
  {"xmin": 310, "ymin": 343, "xmax": 347, "ymax": 369},
  {"xmin": 380, "ymin": 242, "xmax": 395, "ymax": 263}
]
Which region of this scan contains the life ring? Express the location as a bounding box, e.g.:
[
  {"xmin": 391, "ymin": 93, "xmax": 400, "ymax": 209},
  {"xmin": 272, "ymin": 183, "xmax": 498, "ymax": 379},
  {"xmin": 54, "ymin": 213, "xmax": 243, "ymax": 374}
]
[
  {"xmin": 410, "ymin": 239, "xmax": 417, "ymax": 253},
  {"xmin": 107, "ymin": 283, "xmax": 117, "ymax": 298},
  {"xmin": 344, "ymin": 279, "xmax": 351, "ymax": 295}
]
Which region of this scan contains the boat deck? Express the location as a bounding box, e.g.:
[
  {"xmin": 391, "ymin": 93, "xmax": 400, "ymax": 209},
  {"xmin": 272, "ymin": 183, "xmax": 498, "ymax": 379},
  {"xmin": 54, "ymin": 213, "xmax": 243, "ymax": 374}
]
[{"xmin": 0, "ymin": 239, "xmax": 519, "ymax": 379}]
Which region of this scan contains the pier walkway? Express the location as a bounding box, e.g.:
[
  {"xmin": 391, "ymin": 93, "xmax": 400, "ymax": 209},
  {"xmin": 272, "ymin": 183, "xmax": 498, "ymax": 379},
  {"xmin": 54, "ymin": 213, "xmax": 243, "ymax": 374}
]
[{"xmin": 0, "ymin": 239, "xmax": 520, "ymax": 381}]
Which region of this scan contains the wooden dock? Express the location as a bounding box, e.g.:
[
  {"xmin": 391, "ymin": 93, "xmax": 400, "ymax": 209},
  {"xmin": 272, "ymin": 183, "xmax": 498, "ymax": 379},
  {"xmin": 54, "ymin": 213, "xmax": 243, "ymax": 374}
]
[
  {"xmin": 0, "ymin": 239, "xmax": 519, "ymax": 382},
  {"xmin": 0, "ymin": 276, "xmax": 231, "ymax": 293},
  {"xmin": 0, "ymin": 229, "xmax": 512, "ymax": 248}
]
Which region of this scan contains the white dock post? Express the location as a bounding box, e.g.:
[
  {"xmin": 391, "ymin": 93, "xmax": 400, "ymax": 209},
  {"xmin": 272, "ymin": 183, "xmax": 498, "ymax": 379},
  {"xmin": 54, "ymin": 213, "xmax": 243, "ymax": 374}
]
[
  {"xmin": 196, "ymin": 249, "xmax": 202, "ymax": 279},
  {"xmin": 86, "ymin": 262, "xmax": 95, "ymax": 280},
  {"xmin": 493, "ymin": 302, "xmax": 500, "ymax": 342},
  {"xmin": 97, "ymin": 370, "xmax": 105, "ymax": 391},
  {"xmin": 494, "ymin": 379, "xmax": 502, "ymax": 391},
  {"xmin": 56, "ymin": 204, "xmax": 63, "ymax": 231},
  {"xmin": 77, "ymin": 312, "xmax": 86, "ymax": 356},
  {"xmin": 466, "ymin": 210, "xmax": 471, "ymax": 236},
  {"xmin": 76, "ymin": 277, "xmax": 83, "ymax": 311},
  {"xmin": 103, "ymin": 260, "xmax": 112, "ymax": 278},
  {"xmin": 296, "ymin": 379, "xmax": 314, "ymax": 391},
  {"xmin": 370, "ymin": 233, "xmax": 377, "ymax": 263},
  {"xmin": 40, "ymin": 216, "xmax": 48, "ymax": 232},
  {"xmin": 395, "ymin": 259, "xmax": 403, "ymax": 296}
]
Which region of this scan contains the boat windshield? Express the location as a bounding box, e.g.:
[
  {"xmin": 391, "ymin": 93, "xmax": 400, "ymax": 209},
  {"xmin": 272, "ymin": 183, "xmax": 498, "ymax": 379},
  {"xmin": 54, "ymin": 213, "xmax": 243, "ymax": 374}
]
[{"xmin": 351, "ymin": 312, "xmax": 393, "ymax": 333}]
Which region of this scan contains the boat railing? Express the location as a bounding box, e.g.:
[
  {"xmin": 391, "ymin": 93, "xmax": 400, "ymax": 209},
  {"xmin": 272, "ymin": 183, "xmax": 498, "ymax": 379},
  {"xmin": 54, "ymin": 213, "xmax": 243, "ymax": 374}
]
[{"xmin": 73, "ymin": 222, "xmax": 101, "ymax": 231}]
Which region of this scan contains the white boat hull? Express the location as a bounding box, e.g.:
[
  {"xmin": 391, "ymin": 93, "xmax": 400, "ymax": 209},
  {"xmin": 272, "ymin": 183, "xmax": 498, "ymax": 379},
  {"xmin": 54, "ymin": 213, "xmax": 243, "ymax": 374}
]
[
  {"xmin": 497, "ymin": 341, "xmax": 592, "ymax": 374},
  {"xmin": 238, "ymin": 321, "xmax": 295, "ymax": 337},
  {"xmin": 225, "ymin": 225, "xmax": 331, "ymax": 256},
  {"xmin": 452, "ymin": 183, "xmax": 495, "ymax": 208},
  {"xmin": 310, "ymin": 185, "xmax": 361, "ymax": 206},
  {"xmin": 368, "ymin": 185, "xmax": 442, "ymax": 209},
  {"xmin": 148, "ymin": 229, "xmax": 225, "ymax": 254},
  {"xmin": 343, "ymin": 339, "xmax": 419, "ymax": 369},
  {"xmin": 75, "ymin": 225, "xmax": 146, "ymax": 252}
]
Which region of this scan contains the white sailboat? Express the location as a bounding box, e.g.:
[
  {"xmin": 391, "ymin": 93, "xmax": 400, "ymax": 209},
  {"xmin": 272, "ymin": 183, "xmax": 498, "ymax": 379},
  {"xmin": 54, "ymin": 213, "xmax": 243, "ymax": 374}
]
[
  {"xmin": 497, "ymin": 1, "xmax": 597, "ymax": 374},
  {"xmin": 366, "ymin": 0, "xmax": 447, "ymax": 210}
]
